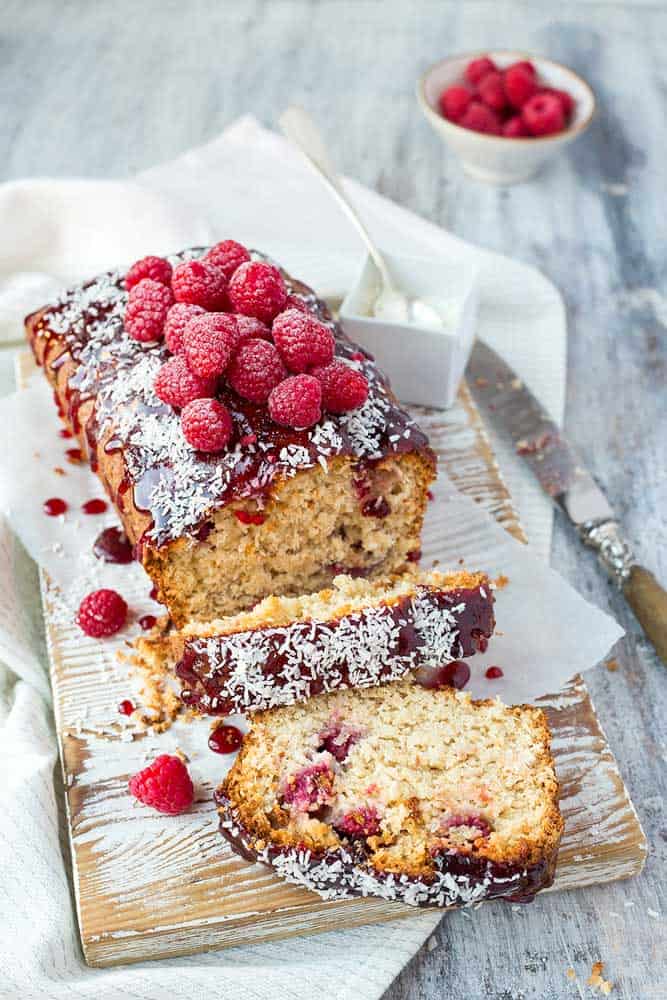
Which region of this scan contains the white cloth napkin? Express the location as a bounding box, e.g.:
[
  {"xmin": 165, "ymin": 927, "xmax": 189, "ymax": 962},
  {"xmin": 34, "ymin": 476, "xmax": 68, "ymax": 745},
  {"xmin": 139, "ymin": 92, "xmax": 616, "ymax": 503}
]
[{"xmin": 0, "ymin": 116, "xmax": 571, "ymax": 1000}]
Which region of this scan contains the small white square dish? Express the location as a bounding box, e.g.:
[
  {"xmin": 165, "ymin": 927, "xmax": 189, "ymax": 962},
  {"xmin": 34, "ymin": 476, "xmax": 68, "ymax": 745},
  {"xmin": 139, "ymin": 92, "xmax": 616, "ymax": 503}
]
[{"xmin": 339, "ymin": 249, "xmax": 480, "ymax": 409}]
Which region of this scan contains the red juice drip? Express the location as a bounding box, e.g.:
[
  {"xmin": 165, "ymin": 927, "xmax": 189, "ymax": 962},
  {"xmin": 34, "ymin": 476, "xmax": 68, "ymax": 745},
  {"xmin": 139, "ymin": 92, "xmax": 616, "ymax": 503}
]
[
  {"xmin": 209, "ymin": 725, "xmax": 244, "ymax": 754},
  {"xmin": 82, "ymin": 498, "xmax": 108, "ymax": 515},
  {"xmin": 118, "ymin": 699, "xmax": 135, "ymax": 716},
  {"xmin": 138, "ymin": 614, "xmax": 157, "ymax": 631},
  {"xmin": 43, "ymin": 497, "xmax": 68, "ymax": 516},
  {"xmin": 93, "ymin": 526, "xmax": 133, "ymax": 564},
  {"xmin": 65, "ymin": 447, "xmax": 83, "ymax": 463},
  {"xmin": 149, "ymin": 585, "xmax": 159, "ymax": 601},
  {"xmin": 485, "ymin": 666, "xmax": 504, "ymax": 679},
  {"xmin": 59, "ymin": 428, "xmax": 73, "ymax": 439},
  {"xmin": 415, "ymin": 660, "xmax": 471, "ymax": 691}
]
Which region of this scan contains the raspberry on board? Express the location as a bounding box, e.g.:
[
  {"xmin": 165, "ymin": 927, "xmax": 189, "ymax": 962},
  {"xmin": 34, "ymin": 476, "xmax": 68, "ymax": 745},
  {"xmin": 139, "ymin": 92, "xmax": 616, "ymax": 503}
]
[
  {"xmin": 268, "ymin": 374, "xmax": 322, "ymax": 429},
  {"xmin": 438, "ymin": 85, "xmax": 472, "ymax": 122},
  {"xmin": 125, "ymin": 255, "xmax": 173, "ymax": 291},
  {"xmin": 503, "ymin": 63, "xmax": 537, "ymax": 109},
  {"xmin": 227, "ymin": 338, "xmax": 287, "ymax": 403},
  {"xmin": 181, "ymin": 398, "xmax": 234, "ymax": 452},
  {"xmin": 182, "ymin": 312, "xmax": 237, "ymax": 378},
  {"xmin": 124, "ymin": 279, "xmax": 174, "ymax": 342},
  {"xmin": 128, "ymin": 754, "xmax": 194, "ymax": 815},
  {"xmin": 478, "ymin": 71, "xmax": 507, "ymax": 112},
  {"xmin": 77, "ymin": 588, "xmax": 128, "ymax": 638},
  {"xmin": 272, "ymin": 308, "xmax": 336, "ymax": 373},
  {"xmin": 205, "ymin": 239, "xmax": 251, "ymax": 280},
  {"xmin": 172, "ymin": 258, "xmax": 228, "ymax": 310},
  {"xmin": 163, "ymin": 303, "xmax": 205, "ymax": 355},
  {"xmin": 228, "ymin": 261, "xmax": 287, "ymax": 324},
  {"xmin": 154, "ymin": 355, "xmax": 216, "ymax": 409},
  {"xmin": 522, "ymin": 92, "xmax": 565, "ymax": 136},
  {"xmin": 464, "ymin": 56, "xmax": 497, "ymax": 86},
  {"xmin": 459, "ymin": 101, "xmax": 501, "ymax": 135},
  {"xmin": 312, "ymin": 360, "xmax": 369, "ymax": 413}
]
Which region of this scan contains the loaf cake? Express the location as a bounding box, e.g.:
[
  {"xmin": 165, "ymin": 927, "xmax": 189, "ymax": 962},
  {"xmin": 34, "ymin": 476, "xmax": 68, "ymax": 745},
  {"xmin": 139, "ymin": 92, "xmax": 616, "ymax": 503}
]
[
  {"xmin": 131, "ymin": 569, "xmax": 495, "ymax": 715},
  {"xmin": 26, "ymin": 245, "xmax": 435, "ymax": 627},
  {"xmin": 216, "ymin": 679, "xmax": 562, "ymax": 907}
]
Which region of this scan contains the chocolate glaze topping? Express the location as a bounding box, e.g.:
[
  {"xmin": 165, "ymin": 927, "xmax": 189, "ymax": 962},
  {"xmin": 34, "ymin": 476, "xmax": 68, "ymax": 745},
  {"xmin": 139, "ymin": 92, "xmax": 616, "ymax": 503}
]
[{"xmin": 28, "ymin": 249, "xmax": 432, "ymax": 549}]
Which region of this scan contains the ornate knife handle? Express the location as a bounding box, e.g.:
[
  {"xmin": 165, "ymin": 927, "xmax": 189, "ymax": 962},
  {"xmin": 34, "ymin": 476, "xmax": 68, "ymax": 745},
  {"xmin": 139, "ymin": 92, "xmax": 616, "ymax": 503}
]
[{"xmin": 580, "ymin": 519, "xmax": 667, "ymax": 665}]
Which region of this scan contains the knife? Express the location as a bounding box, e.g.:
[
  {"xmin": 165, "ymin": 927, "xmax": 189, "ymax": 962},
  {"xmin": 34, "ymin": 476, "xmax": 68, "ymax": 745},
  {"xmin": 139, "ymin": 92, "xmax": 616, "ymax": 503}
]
[{"xmin": 466, "ymin": 338, "xmax": 667, "ymax": 665}]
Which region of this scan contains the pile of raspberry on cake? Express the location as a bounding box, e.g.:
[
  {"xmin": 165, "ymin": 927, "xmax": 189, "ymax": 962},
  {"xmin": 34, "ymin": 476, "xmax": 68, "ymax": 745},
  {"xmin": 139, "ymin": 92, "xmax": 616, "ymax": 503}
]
[
  {"xmin": 439, "ymin": 55, "xmax": 575, "ymax": 137},
  {"xmin": 125, "ymin": 243, "xmax": 370, "ymax": 450}
]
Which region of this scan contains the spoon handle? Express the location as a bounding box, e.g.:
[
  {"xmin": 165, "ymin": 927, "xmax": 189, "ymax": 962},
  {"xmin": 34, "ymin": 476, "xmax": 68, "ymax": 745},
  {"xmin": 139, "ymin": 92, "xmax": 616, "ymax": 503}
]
[{"xmin": 279, "ymin": 106, "xmax": 395, "ymax": 291}]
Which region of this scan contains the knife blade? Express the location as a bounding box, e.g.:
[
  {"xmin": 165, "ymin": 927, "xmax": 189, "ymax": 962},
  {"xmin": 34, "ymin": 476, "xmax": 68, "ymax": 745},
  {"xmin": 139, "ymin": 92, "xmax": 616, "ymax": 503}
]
[{"xmin": 466, "ymin": 338, "xmax": 667, "ymax": 665}]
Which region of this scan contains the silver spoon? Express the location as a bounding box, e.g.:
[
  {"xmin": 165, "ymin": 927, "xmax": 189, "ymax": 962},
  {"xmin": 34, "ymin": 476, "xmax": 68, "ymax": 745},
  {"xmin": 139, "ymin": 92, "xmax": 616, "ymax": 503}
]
[{"xmin": 279, "ymin": 106, "xmax": 443, "ymax": 327}]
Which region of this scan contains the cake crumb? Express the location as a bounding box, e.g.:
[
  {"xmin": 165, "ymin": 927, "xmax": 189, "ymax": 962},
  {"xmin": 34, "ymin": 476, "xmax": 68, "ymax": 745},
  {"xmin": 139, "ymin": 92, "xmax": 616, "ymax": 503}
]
[
  {"xmin": 493, "ymin": 574, "xmax": 509, "ymax": 590},
  {"xmin": 587, "ymin": 961, "xmax": 613, "ymax": 994},
  {"xmin": 605, "ymin": 658, "xmax": 619, "ymax": 672},
  {"xmin": 566, "ymin": 967, "xmax": 576, "ymax": 980},
  {"xmin": 53, "ymin": 466, "xmax": 66, "ymax": 476}
]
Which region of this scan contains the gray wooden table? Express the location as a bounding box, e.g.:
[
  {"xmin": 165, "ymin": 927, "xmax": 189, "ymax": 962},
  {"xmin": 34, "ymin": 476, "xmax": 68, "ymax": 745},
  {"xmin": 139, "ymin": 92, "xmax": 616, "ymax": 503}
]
[{"xmin": 1, "ymin": 1, "xmax": 665, "ymax": 997}]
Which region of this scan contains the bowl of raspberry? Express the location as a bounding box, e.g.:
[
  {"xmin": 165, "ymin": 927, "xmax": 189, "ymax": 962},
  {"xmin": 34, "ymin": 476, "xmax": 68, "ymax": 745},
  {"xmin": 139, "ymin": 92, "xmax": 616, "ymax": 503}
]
[{"xmin": 417, "ymin": 51, "xmax": 595, "ymax": 184}]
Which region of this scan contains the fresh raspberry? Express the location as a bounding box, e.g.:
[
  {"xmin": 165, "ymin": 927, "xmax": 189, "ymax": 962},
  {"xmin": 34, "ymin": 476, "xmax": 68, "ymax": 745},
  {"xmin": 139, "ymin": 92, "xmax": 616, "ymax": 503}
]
[
  {"xmin": 227, "ymin": 338, "xmax": 287, "ymax": 403},
  {"xmin": 124, "ymin": 279, "xmax": 173, "ymax": 342},
  {"xmin": 163, "ymin": 303, "xmax": 205, "ymax": 354},
  {"xmin": 335, "ymin": 806, "xmax": 381, "ymax": 839},
  {"xmin": 522, "ymin": 92, "xmax": 565, "ymax": 136},
  {"xmin": 235, "ymin": 314, "xmax": 271, "ymax": 345},
  {"xmin": 503, "ymin": 63, "xmax": 537, "ymax": 109},
  {"xmin": 125, "ymin": 257, "xmax": 172, "ymax": 292},
  {"xmin": 268, "ymin": 374, "xmax": 322, "ymax": 429},
  {"xmin": 181, "ymin": 398, "xmax": 233, "ymax": 452},
  {"xmin": 503, "ymin": 115, "xmax": 530, "ymax": 138},
  {"xmin": 459, "ymin": 101, "xmax": 501, "ymax": 135},
  {"xmin": 182, "ymin": 313, "xmax": 236, "ymax": 378},
  {"xmin": 128, "ymin": 754, "xmax": 194, "ymax": 815},
  {"xmin": 172, "ymin": 258, "xmax": 228, "ymax": 310},
  {"xmin": 204, "ymin": 240, "xmax": 251, "ymax": 280},
  {"xmin": 154, "ymin": 355, "xmax": 216, "ymax": 409},
  {"xmin": 313, "ymin": 360, "xmax": 369, "ymax": 413},
  {"xmin": 228, "ymin": 261, "xmax": 287, "ymax": 324},
  {"xmin": 77, "ymin": 588, "xmax": 128, "ymax": 637},
  {"xmin": 438, "ymin": 85, "xmax": 472, "ymax": 122},
  {"xmin": 478, "ymin": 71, "xmax": 508, "ymax": 112},
  {"xmin": 272, "ymin": 309, "xmax": 335, "ymax": 373},
  {"xmin": 511, "ymin": 60, "xmax": 536, "ymax": 78},
  {"xmin": 539, "ymin": 87, "xmax": 574, "ymax": 120},
  {"xmin": 464, "ymin": 56, "xmax": 497, "ymax": 86},
  {"xmin": 125, "ymin": 255, "xmax": 173, "ymax": 290},
  {"xmin": 283, "ymin": 294, "xmax": 311, "ymax": 313}
]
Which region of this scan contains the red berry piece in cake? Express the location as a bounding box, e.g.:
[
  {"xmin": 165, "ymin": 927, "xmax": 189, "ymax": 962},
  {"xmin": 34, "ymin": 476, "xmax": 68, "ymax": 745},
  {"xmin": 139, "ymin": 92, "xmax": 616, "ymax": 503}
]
[
  {"xmin": 128, "ymin": 754, "xmax": 194, "ymax": 815},
  {"xmin": 272, "ymin": 309, "xmax": 335, "ymax": 373},
  {"xmin": 281, "ymin": 761, "xmax": 335, "ymax": 813},
  {"xmin": 539, "ymin": 87, "xmax": 574, "ymax": 120},
  {"xmin": 522, "ymin": 92, "xmax": 565, "ymax": 136},
  {"xmin": 124, "ymin": 279, "xmax": 174, "ymax": 342},
  {"xmin": 125, "ymin": 255, "xmax": 173, "ymax": 291},
  {"xmin": 415, "ymin": 660, "xmax": 471, "ymax": 691},
  {"xmin": 234, "ymin": 509, "xmax": 266, "ymax": 526},
  {"xmin": 204, "ymin": 239, "xmax": 251, "ymax": 280},
  {"xmin": 77, "ymin": 588, "xmax": 128, "ymax": 638},
  {"xmin": 154, "ymin": 355, "xmax": 216, "ymax": 409},
  {"xmin": 503, "ymin": 115, "xmax": 530, "ymax": 138},
  {"xmin": 464, "ymin": 55, "xmax": 497, "ymax": 86},
  {"xmin": 163, "ymin": 303, "xmax": 205, "ymax": 355},
  {"xmin": 438, "ymin": 85, "xmax": 472, "ymax": 122},
  {"xmin": 434, "ymin": 813, "xmax": 492, "ymax": 849},
  {"xmin": 227, "ymin": 338, "xmax": 287, "ymax": 403},
  {"xmin": 459, "ymin": 101, "xmax": 501, "ymax": 135},
  {"xmin": 181, "ymin": 398, "xmax": 234, "ymax": 453},
  {"xmin": 182, "ymin": 313, "xmax": 236, "ymax": 379},
  {"xmin": 503, "ymin": 63, "xmax": 537, "ymax": 109},
  {"xmin": 335, "ymin": 805, "xmax": 381, "ymax": 839},
  {"xmin": 228, "ymin": 261, "xmax": 287, "ymax": 323},
  {"xmin": 477, "ymin": 71, "xmax": 507, "ymax": 112},
  {"xmin": 317, "ymin": 717, "xmax": 362, "ymax": 762},
  {"xmin": 172, "ymin": 258, "xmax": 228, "ymax": 310},
  {"xmin": 209, "ymin": 724, "xmax": 244, "ymax": 754},
  {"xmin": 313, "ymin": 360, "xmax": 369, "ymax": 413},
  {"xmin": 268, "ymin": 374, "xmax": 322, "ymax": 429}
]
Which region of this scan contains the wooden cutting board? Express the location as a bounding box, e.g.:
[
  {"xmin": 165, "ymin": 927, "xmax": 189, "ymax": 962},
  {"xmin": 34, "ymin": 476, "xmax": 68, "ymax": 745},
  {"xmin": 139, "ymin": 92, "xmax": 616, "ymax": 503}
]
[{"xmin": 25, "ymin": 351, "xmax": 645, "ymax": 968}]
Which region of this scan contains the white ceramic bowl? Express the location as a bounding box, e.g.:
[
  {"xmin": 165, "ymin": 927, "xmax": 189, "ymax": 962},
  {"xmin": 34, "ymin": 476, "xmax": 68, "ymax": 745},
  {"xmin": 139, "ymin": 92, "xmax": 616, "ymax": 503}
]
[
  {"xmin": 339, "ymin": 249, "xmax": 480, "ymax": 409},
  {"xmin": 417, "ymin": 50, "xmax": 595, "ymax": 184}
]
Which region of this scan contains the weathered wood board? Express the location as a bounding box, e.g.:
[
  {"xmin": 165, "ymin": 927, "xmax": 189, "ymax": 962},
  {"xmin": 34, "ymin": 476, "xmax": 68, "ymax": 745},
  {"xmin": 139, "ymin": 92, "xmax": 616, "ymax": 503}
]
[{"xmin": 25, "ymin": 350, "xmax": 645, "ymax": 968}]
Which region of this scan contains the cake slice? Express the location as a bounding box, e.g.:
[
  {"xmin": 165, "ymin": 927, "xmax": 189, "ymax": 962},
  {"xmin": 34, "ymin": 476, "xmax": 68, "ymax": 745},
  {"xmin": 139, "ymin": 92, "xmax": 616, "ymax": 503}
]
[
  {"xmin": 216, "ymin": 679, "xmax": 563, "ymax": 907},
  {"xmin": 131, "ymin": 569, "xmax": 495, "ymax": 716},
  {"xmin": 26, "ymin": 246, "xmax": 435, "ymax": 627}
]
